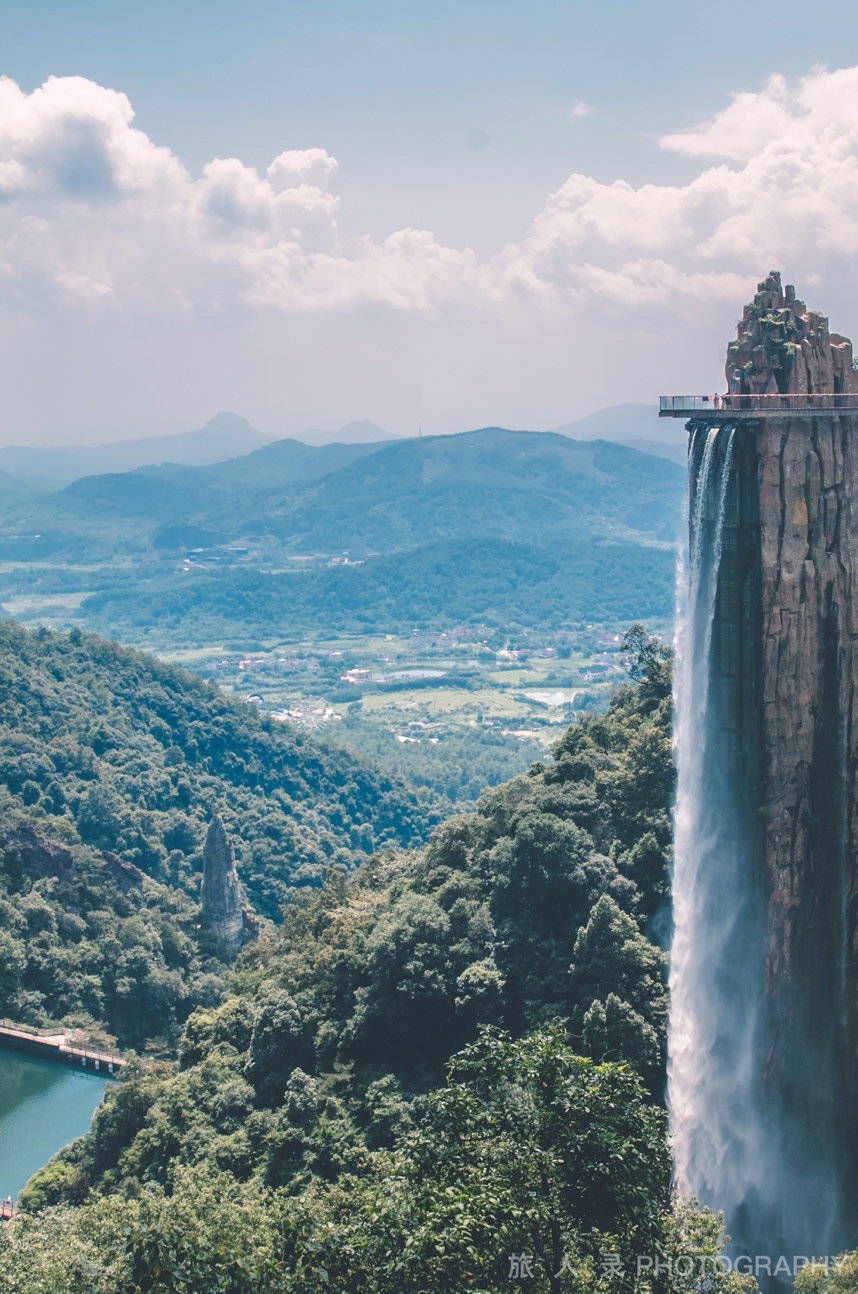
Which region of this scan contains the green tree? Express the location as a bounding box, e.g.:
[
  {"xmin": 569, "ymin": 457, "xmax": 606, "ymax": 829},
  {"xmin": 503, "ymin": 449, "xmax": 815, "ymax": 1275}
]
[
  {"xmin": 246, "ymin": 987, "xmax": 310, "ymax": 1106},
  {"xmin": 290, "ymin": 1028, "xmax": 671, "ymax": 1292},
  {"xmin": 796, "ymin": 1252, "xmax": 858, "ymax": 1292},
  {"xmin": 570, "ymin": 895, "xmax": 667, "ymax": 1083}
]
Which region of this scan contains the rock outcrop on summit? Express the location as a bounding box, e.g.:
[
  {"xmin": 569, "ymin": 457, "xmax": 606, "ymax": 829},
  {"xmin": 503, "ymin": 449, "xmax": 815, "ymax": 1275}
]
[{"xmin": 726, "ymin": 269, "xmax": 858, "ymax": 397}]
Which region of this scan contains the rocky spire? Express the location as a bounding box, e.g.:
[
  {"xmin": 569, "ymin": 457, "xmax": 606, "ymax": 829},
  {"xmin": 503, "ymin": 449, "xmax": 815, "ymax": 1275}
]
[
  {"xmin": 726, "ymin": 269, "xmax": 858, "ymax": 397},
  {"xmin": 200, "ymin": 816, "xmax": 257, "ymax": 953}
]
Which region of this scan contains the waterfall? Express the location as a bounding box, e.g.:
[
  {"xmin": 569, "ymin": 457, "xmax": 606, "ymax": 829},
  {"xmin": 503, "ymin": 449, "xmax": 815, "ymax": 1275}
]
[
  {"xmin": 669, "ymin": 419, "xmax": 858, "ymax": 1278},
  {"xmin": 669, "ymin": 423, "xmax": 769, "ymax": 1231}
]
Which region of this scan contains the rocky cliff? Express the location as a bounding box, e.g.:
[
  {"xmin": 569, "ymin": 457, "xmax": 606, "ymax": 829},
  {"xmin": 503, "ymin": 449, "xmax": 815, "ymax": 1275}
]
[
  {"xmin": 688, "ymin": 272, "xmax": 858, "ymax": 1257},
  {"xmin": 0, "ymin": 822, "xmax": 145, "ymax": 893},
  {"xmin": 726, "ymin": 269, "xmax": 858, "ymax": 396},
  {"xmin": 200, "ymin": 817, "xmax": 258, "ymax": 953}
]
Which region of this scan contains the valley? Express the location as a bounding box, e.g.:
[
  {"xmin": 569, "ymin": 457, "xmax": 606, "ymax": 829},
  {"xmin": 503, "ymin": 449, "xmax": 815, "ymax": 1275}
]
[
  {"xmin": 169, "ymin": 623, "xmax": 643, "ymax": 802},
  {"xmin": 0, "ymin": 560, "xmax": 670, "ymax": 801},
  {"xmin": 0, "ymin": 423, "xmax": 679, "ymax": 801}
]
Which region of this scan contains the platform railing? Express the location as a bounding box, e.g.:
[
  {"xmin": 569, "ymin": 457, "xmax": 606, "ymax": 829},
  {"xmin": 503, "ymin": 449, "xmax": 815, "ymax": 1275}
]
[
  {"xmin": 0, "ymin": 1024, "xmax": 123, "ymax": 1074},
  {"xmin": 659, "ymin": 393, "xmax": 858, "ymax": 416}
]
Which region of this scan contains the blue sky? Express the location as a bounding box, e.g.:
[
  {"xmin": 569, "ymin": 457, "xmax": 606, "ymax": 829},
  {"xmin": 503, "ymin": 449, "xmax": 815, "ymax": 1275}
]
[{"xmin": 2, "ymin": 0, "xmax": 858, "ymax": 442}]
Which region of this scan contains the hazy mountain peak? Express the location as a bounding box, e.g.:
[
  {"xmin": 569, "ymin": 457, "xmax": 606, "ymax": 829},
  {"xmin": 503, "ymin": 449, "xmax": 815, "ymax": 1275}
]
[
  {"xmin": 199, "ymin": 411, "xmax": 255, "ymax": 434},
  {"xmin": 191, "ymin": 412, "xmax": 270, "ymax": 453},
  {"xmin": 0, "ymin": 412, "xmax": 273, "ymax": 489},
  {"xmin": 297, "ymin": 419, "xmax": 396, "ymax": 446},
  {"xmin": 549, "ymin": 402, "xmax": 685, "ymax": 449}
]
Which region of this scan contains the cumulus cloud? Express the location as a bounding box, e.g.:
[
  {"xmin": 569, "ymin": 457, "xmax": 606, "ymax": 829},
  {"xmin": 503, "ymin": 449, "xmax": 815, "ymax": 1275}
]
[
  {"xmin": 511, "ymin": 64, "xmax": 858, "ymax": 306},
  {"xmin": 570, "ymin": 100, "xmax": 593, "ymax": 119},
  {"xmin": 659, "ymin": 74, "xmax": 796, "ymax": 162},
  {"xmin": 4, "ymin": 66, "xmax": 858, "ymax": 319},
  {"xmin": 0, "ymin": 75, "xmax": 181, "ymax": 199},
  {"xmin": 266, "ymin": 148, "xmax": 338, "ymax": 191}
]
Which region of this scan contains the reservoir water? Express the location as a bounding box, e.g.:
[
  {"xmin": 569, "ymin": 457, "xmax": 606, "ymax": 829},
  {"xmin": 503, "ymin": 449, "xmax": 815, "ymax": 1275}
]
[{"xmin": 0, "ymin": 1048, "xmax": 108, "ymax": 1196}]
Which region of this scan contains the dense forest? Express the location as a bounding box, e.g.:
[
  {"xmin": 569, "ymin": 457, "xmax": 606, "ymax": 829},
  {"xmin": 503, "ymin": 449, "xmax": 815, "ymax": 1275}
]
[
  {"xmin": 329, "ymin": 711, "xmax": 547, "ymax": 805},
  {"xmin": 0, "ymin": 823, "xmax": 225, "ymax": 1051},
  {"xmin": 0, "ymin": 629, "xmax": 759, "ymax": 1291},
  {"xmin": 0, "ymin": 619, "xmax": 449, "ymax": 1054},
  {"xmin": 80, "ymin": 537, "xmax": 675, "ymax": 643},
  {"xmin": 0, "ymin": 621, "xmax": 443, "ymax": 922}
]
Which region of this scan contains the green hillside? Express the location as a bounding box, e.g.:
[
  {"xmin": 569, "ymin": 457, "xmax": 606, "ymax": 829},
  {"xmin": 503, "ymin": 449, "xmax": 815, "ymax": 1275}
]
[
  {"xmin": 7, "ymin": 434, "xmax": 383, "ymax": 546},
  {"xmin": 1, "ymin": 427, "xmax": 683, "ymax": 563},
  {"xmin": 0, "ymin": 622, "xmax": 443, "ymax": 919},
  {"xmin": 55, "ymin": 435, "xmax": 381, "ymax": 521},
  {"xmin": 0, "ymin": 822, "xmax": 225, "ymax": 1052},
  {"xmin": 0, "ymin": 427, "xmax": 682, "ymax": 656},
  {"xmin": 0, "ymin": 633, "xmax": 714, "ymax": 1294},
  {"xmin": 255, "ymin": 429, "xmax": 683, "ymax": 553},
  {"xmin": 82, "ymin": 536, "xmax": 675, "ymax": 642}
]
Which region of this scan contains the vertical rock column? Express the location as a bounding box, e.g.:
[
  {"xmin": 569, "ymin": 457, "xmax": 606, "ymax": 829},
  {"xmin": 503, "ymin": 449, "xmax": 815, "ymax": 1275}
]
[
  {"xmin": 703, "ymin": 272, "xmax": 858, "ymax": 1255},
  {"xmin": 201, "ymin": 816, "xmax": 252, "ymax": 953},
  {"xmin": 755, "ymin": 412, "xmax": 858, "ymax": 1220}
]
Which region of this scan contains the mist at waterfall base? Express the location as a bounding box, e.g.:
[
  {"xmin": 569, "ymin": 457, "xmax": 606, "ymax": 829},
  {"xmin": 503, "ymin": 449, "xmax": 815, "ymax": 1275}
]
[{"xmin": 668, "ymin": 422, "xmax": 856, "ymax": 1280}]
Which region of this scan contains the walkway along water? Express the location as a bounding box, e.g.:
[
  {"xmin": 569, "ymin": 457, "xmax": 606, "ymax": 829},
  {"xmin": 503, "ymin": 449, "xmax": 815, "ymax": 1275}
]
[{"xmin": 0, "ymin": 1024, "xmax": 124, "ymax": 1076}]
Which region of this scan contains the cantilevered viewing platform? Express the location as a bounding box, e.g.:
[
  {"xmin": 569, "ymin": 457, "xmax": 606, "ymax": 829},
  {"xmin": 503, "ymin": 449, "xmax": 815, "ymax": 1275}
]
[{"xmin": 659, "ymin": 393, "xmax": 858, "ymax": 419}]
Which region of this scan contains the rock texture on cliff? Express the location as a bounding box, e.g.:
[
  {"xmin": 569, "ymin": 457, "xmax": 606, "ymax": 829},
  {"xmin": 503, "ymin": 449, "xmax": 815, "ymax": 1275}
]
[
  {"xmin": 726, "ymin": 269, "xmax": 858, "ymax": 397},
  {"xmin": 200, "ymin": 817, "xmax": 258, "ymax": 953},
  {"xmin": 0, "ymin": 823, "xmax": 145, "ymax": 894},
  {"xmin": 686, "ymin": 272, "xmax": 858, "ymax": 1253},
  {"xmin": 0, "ymin": 822, "xmax": 77, "ymax": 885}
]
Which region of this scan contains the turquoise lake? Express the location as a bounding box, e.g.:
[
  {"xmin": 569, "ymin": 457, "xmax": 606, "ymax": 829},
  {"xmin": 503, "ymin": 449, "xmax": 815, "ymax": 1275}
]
[{"xmin": 0, "ymin": 1048, "xmax": 108, "ymax": 1197}]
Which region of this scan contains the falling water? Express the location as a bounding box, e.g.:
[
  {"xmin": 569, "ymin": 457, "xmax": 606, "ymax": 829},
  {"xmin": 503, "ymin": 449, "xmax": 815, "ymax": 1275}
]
[
  {"xmin": 669, "ymin": 423, "xmax": 770, "ymax": 1235},
  {"xmin": 668, "ymin": 421, "xmax": 857, "ymax": 1277}
]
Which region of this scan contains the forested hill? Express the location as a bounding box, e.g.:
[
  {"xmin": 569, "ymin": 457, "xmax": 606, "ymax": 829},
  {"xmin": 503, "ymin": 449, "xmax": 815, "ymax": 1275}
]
[
  {"xmin": 0, "ymin": 823, "xmax": 224, "ymax": 1052},
  {"xmin": 248, "ymin": 429, "xmax": 683, "ymax": 554},
  {"xmin": 83, "ymin": 536, "xmax": 676, "ymax": 642},
  {"xmin": 0, "ymin": 427, "xmax": 684, "ymax": 561},
  {"xmin": 0, "ymin": 622, "xmax": 443, "ymax": 918},
  {"xmin": 0, "ymin": 633, "xmax": 708, "ymax": 1293}
]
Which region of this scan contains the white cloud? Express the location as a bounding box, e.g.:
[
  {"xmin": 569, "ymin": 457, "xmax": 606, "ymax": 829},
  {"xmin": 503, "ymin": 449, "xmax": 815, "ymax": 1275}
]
[
  {"xmin": 570, "ymin": 100, "xmax": 593, "ymax": 119},
  {"xmin": 266, "ymin": 148, "xmax": 338, "ymax": 191},
  {"xmin": 4, "ymin": 65, "xmax": 858, "ymax": 323},
  {"xmin": 0, "ymin": 75, "xmax": 182, "ymax": 199},
  {"xmin": 510, "ymin": 64, "xmax": 858, "ymax": 306},
  {"xmin": 659, "ymin": 74, "xmax": 795, "ymax": 162}
]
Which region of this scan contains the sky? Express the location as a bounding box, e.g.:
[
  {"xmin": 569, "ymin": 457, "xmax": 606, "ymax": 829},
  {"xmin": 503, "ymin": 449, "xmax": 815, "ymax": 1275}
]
[{"xmin": 2, "ymin": 0, "xmax": 858, "ymax": 444}]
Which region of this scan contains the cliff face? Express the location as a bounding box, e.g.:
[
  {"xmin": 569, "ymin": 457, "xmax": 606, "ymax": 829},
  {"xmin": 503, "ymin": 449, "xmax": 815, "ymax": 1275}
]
[
  {"xmin": 756, "ymin": 413, "xmax": 857, "ymax": 1057},
  {"xmin": 0, "ymin": 823, "xmax": 144, "ymax": 893},
  {"xmin": 0, "ymin": 823, "xmax": 77, "ymax": 885},
  {"xmin": 200, "ymin": 817, "xmax": 258, "ymax": 953},
  {"xmin": 689, "ymin": 271, "xmax": 858, "ymax": 1253}
]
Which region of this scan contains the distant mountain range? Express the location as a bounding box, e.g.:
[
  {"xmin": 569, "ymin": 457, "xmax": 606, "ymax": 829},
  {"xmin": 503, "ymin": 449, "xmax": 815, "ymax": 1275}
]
[
  {"xmin": 550, "ymin": 403, "xmax": 686, "ymax": 462},
  {"xmin": 0, "ymin": 417, "xmax": 687, "ymax": 640},
  {"xmin": 0, "ymin": 414, "xmax": 405, "ymax": 491},
  {"xmin": 0, "ymin": 424, "xmax": 684, "ymax": 566},
  {"xmin": 0, "ymin": 404, "xmax": 684, "ymax": 496},
  {"xmin": 0, "ymin": 413, "xmax": 274, "ymax": 490}
]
